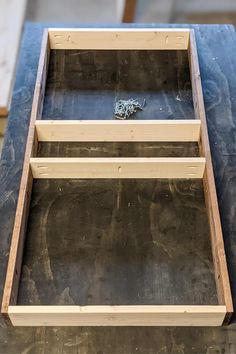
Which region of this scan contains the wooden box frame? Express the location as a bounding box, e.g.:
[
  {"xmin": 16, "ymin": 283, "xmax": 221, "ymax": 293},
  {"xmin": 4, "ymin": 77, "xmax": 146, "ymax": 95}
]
[{"xmin": 1, "ymin": 28, "xmax": 233, "ymax": 326}]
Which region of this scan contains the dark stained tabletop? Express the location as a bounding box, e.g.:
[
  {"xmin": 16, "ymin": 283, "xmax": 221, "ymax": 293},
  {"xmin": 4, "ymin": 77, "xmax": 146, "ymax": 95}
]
[{"xmin": 0, "ymin": 23, "xmax": 236, "ymax": 353}]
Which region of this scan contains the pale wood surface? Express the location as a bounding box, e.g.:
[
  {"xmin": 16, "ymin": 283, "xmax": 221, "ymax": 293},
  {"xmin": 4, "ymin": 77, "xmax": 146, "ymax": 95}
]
[
  {"xmin": 0, "ymin": 0, "xmax": 26, "ymax": 115},
  {"xmin": 36, "ymin": 120, "xmax": 201, "ymax": 142},
  {"xmin": 30, "ymin": 157, "xmax": 206, "ymax": 179},
  {"xmin": 8, "ymin": 305, "xmax": 226, "ymax": 326},
  {"xmin": 49, "ymin": 28, "xmax": 190, "ymax": 50}
]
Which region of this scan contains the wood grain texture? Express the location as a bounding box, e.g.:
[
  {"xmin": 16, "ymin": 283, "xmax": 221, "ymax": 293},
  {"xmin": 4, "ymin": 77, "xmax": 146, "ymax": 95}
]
[
  {"xmin": 8, "ymin": 305, "xmax": 226, "ymax": 326},
  {"xmin": 0, "ymin": 0, "xmax": 27, "ymax": 115},
  {"xmin": 1, "ymin": 23, "xmax": 236, "ymax": 352},
  {"xmin": 49, "ymin": 28, "xmax": 190, "ymax": 50},
  {"xmin": 30, "ymin": 157, "xmax": 206, "ymax": 179},
  {"xmin": 189, "ymin": 30, "xmax": 233, "ymax": 320},
  {"xmin": 36, "ymin": 120, "xmax": 201, "ymax": 142}
]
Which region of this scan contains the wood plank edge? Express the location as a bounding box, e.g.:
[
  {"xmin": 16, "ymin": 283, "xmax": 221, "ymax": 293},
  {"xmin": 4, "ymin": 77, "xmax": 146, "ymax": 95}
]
[
  {"xmin": 8, "ymin": 305, "xmax": 226, "ymax": 327},
  {"xmin": 48, "ymin": 27, "xmax": 190, "ymax": 50},
  {"xmin": 35, "ymin": 119, "xmax": 201, "ymax": 142},
  {"xmin": 29, "ymin": 157, "xmax": 206, "ymax": 179},
  {"xmin": 36, "ymin": 119, "xmax": 200, "ymax": 124}
]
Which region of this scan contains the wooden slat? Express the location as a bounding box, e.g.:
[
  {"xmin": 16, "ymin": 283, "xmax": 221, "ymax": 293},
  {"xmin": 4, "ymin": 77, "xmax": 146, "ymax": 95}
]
[
  {"xmin": 1, "ymin": 30, "xmax": 50, "ymax": 316},
  {"xmin": 48, "ymin": 28, "xmax": 190, "ymax": 50},
  {"xmin": 36, "ymin": 120, "xmax": 201, "ymax": 142},
  {"xmin": 0, "ymin": 0, "xmax": 27, "ymax": 115},
  {"xmin": 188, "ymin": 30, "xmax": 233, "ymax": 321},
  {"xmin": 30, "ymin": 157, "xmax": 206, "ymax": 179},
  {"xmin": 8, "ymin": 305, "xmax": 226, "ymax": 326}
]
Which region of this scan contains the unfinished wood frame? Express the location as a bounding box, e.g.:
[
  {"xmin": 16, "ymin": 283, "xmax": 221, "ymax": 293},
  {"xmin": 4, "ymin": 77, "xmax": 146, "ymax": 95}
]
[{"xmin": 1, "ymin": 28, "xmax": 233, "ymax": 327}]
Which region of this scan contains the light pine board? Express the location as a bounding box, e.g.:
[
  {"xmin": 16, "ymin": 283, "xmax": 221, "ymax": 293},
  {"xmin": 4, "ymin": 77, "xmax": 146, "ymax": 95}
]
[
  {"xmin": 35, "ymin": 120, "xmax": 201, "ymax": 142},
  {"xmin": 8, "ymin": 305, "xmax": 226, "ymax": 326},
  {"xmin": 30, "ymin": 157, "xmax": 206, "ymax": 179},
  {"xmin": 48, "ymin": 28, "xmax": 190, "ymax": 50}
]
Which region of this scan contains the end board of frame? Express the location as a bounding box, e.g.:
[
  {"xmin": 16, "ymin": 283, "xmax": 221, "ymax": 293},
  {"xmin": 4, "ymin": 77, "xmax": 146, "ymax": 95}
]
[
  {"xmin": 48, "ymin": 28, "xmax": 190, "ymax": 50},
  {"xmin": 8, "ymin": 305, "xmax": 226, "ymax": 326}
]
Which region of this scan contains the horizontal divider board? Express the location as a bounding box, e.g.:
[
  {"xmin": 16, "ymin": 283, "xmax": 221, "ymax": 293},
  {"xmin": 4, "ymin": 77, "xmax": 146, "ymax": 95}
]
[
  {"xmin": 36, "ymin": 120, "xmax": 201, "ymax": 142},
  {"xmin": 8, "ymin": 305, "xmax": 226, "ymax": 326},
  {"xmin": 30, "ymin": 157, "xmax": 206, "ymax": 179},
  {"xmin": 48, "ymin": 28, "xmax": 190, "ymax": 50}
]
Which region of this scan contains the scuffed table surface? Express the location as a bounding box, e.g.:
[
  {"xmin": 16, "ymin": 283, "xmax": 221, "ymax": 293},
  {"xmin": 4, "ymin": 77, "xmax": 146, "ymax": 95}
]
[{"xmin": 0, "ymin": 23, "xmax": 236, "ymax": 353}]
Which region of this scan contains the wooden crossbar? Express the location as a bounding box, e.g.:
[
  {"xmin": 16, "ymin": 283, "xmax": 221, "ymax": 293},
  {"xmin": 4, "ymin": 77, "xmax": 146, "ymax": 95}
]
[
  {"xmin": 30, "ymin": 157, "xmax": 206, "ymax": 179},
  {"xmin": 35, "ymin": 120, "xmax": 201, "ymax": 142},
  {"xmin": 8, "ymin": 305, "xmax": 226, "ymax": 327}
]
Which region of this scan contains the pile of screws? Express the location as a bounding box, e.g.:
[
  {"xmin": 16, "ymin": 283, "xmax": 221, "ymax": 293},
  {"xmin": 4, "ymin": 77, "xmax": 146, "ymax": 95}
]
[{"xmin": 114, "ymin": 98, "xmax": 145, "ymax": 120}]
